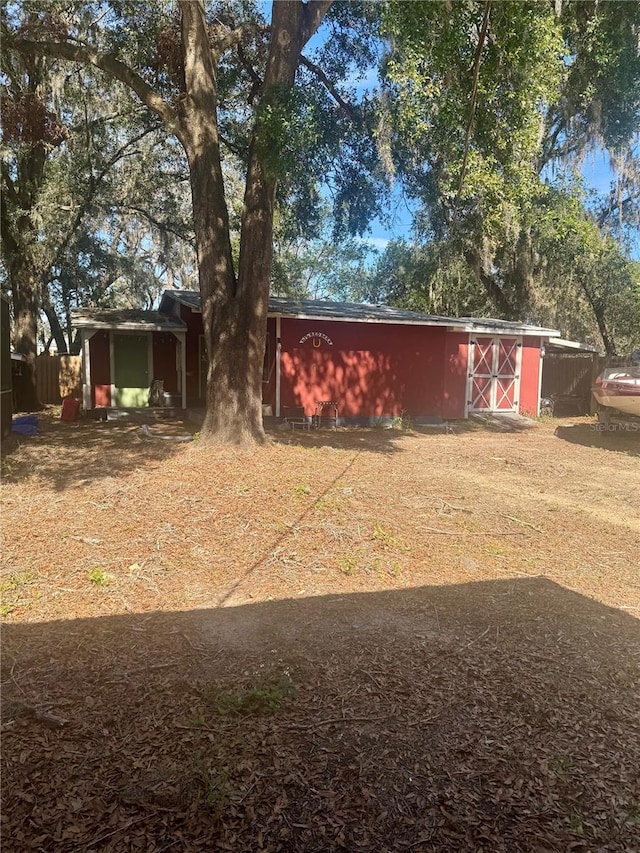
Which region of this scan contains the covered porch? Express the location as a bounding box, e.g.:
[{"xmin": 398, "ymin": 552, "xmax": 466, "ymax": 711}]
[{"xmin": 72, "ymin": 309, "xmax": 187, "ymax": 411}]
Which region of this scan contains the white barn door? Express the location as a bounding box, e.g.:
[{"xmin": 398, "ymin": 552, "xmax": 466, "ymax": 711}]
[{"xmin": 467, "ymin": 336, "xmax": 522, "ymax": 413}]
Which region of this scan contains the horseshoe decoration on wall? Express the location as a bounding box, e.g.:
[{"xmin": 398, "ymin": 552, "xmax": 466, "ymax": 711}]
[{"xmin": 299, "ymin": 331, "xmax": 334, "ymax": 346}]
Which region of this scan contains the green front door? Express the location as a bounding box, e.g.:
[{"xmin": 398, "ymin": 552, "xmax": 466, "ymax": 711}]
[{"xmin": 113, "ymin": 334, "xmax": 150, "ymax": 406}]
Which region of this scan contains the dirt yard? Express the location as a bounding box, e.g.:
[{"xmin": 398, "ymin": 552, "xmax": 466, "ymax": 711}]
[{"xmin": 1, "ymin": 411, "xmax": 639, "ymax": 852}]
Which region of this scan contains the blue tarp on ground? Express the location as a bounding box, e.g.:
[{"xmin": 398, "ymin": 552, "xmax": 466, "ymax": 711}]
[{"xmin": 12, "ymin": 415, "xmax": 39, "ymax": 436}]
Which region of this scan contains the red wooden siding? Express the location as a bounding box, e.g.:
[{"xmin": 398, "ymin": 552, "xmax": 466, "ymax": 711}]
[
  {"xmin": 262, "ymin": 317, "xmax": 277, "ymax": 411},
  {"xmin": 280, "ymin": 319, "xmax": 447, "ymax": 420},
  {"xmin": 177, "ymin": 309, "xmax": 276, "ymax": 409},
  {"xmin": 152, "ymin": 332, "xmax": 178, "ymax": 393},
  {"xmin": 519, "ymin": 337, "xmax": 542, "ymax": 416},
  {"xmin": 128, "ymin": 297, "xmax": 547, "ymax": 420},
  {"xmin": 89, "ymin": 331, "xmax": 111, "ymax": 407},
  {"xmin": 442, "ymin": 333, "xmax": 468, "ymax": 419},
  {"xmin": 179, "ymin": 304, "xmax": 204, "ymax": 405}
]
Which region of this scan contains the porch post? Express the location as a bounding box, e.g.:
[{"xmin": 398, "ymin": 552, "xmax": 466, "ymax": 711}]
[
  {"xmin": 514, "ymin": 338, "xmax": 523, "ymax": 413},
  {"xmin": 464, "ymin": 334, "xmax": 473, "ymax": 418},
  {"xmin": 168, "ymin": 331, "xmax": 188, "ymax": 409},
  {"xmin": 275, "ymin": 316, "xmax": 281, "ymax": 417},
  {"xmin": 536, "ymin": 339, "xmax": 545, "ymax": 417},
  {"xmin": 82, "ymin": 330, "xmax": 95, "ymax": 411},
  {"xmin": 180, "ymin": 332, "xmax": 187, "ymax": 409},
  {"xmin": 109, "ymin": 332, "xmax": 115, "ymax": 408}
]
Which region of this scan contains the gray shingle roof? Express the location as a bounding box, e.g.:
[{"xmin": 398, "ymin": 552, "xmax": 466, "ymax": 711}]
[
  {"xmin": 159, "ymin": 290, "xmax": 559, "ymax": 336},
  {"xmin": 72, "ymin": 308, "xmax": 186, "ymax": 331},
  {"xmin": 268, "ymin": 297, "xmax": 454, "ymax": 324},
  {"xmin": 163, "ymin": 290, "xmax": 201, "ymax": 310}
]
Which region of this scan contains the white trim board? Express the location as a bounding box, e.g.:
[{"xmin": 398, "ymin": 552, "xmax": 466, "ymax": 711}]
[
  {"xmin": 267, "ymin": 311, "xmax": 558, "ymax": 337},
  {"xmin": 275, "ymin": 316, "xmax": 282, "ymax": 418},
  {"xmin": 82, "ymin": 330, "xmax": 96, "ymax": 411}
]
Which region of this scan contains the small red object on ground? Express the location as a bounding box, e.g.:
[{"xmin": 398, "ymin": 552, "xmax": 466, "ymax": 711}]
[{"xmin": 61, "ymin": 397, "xmax": 80, "ymax": 422}]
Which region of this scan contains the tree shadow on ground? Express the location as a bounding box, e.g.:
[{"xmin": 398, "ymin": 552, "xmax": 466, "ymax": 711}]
[
  {"xmin": 266, "ymin": 414, "xmax": 541, "ymax": 453},
  {"xmin": 266, "ymin": 423, "xmax": 415, "ymax": 454},
  {"xmin": 1, "ymin": 410, "xmax": 192, "ymax": 491},
  {"xmin": 187, "ymin": 410, "xmax": 414, "ymax": 453},
  {"xmin": 465, "ymin": 413, "xmax": 540, "ymax": 433},
  {"xmin": 554, "ymin": 421, "xmax": 640, "ymax": 457},
  {"xmin": 3, "ymin": 577, "xmax": 639, "ymax": 852}
]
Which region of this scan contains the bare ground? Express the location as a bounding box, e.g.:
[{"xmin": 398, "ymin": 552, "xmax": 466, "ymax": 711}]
[{"xmin": 1, "ymin": 410, "xmax": 639, "ymax": 852}]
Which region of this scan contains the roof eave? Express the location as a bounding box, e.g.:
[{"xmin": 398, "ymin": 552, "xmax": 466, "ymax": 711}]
[
  {"xmin": 268, "ymin": 310, "xmax": 559, "ymax": 335},
  {"xmin": 158, "ymin": 290, "xmax": 562, "ymax": 336},
  {"xmin": 267, "ymin": 310, "xmax": 453, "ymax": 327},
  {"xmin": 74, "ymin": 320, "xmax": 186, "ymax": 333},
  {"xmin": 548, "ymin": 337, "xmax": 601, "ymax": 353},
  {"xmin": 457, "ymin": 324, "xmax": 561, "ymax": 337},
  {"xmin": 160, "ymin": 290, "xmax": 200, "ymax": 311}
]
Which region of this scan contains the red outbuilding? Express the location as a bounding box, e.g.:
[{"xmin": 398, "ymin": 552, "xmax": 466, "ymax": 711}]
[{"xmin": 73, "ymin": 290, "xmax": 559, "ymax": 422}]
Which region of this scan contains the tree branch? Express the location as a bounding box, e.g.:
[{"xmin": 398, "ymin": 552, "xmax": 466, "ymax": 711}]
[
  {"xmin": 219, "ymin": 132, "xmax": 247, "ymax": 159},
  {"xmin": 597, "ymin": 191, "xmax": 640, "ymax": 228},
  {"xmin": 211, "ymin": 22, "xmax": 269, "ymax": 59},
  {"xmin": 237, "ymin": 42, "xmax": 263, "ymax": 105},
  {"xmin": 47, "ymin": 127, "xmax": 159, "ymax": 276},
  {"xmin": 453, "ymin": 1, "xmax": 491, "ymax": 217},
  {"xmin": 0, "ymin": 161, "xmax": 20, "ymax": 205},
  {"xmin": 299, "ymin": 55, "xmax": 356, "ymax": 119},
  {"xmin": 302, "ymin": 1, "xmax": 334, "ymax": 46},
  {"xmin": 126, "ymin": 205, "xmax": 195, "ymax": 246},
  {"xmin": 7, "ymin": 37, "xmax": 182, "ymax": 140},
  {"xmin": 180, "ymin": 0, "xmax": 219, "ymax": 122},
  {"xmin": 68, "ymin": 107, "xmax": 153, "ymax": 137}
]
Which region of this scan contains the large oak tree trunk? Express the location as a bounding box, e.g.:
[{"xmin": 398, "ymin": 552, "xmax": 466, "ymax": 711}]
[
  {"xmin": 179, "ymin": 0, "xmax": 247, "ymax": 443},
  {"xmin": 180, "ymin": 0, "xmax": 329, "ymax": 444},
  {"xmin": 11, "ymin": 261, "xmax": 41, "ymax": 410},
  {"xmin": 1, "ymin": 147, "xmax": 47, "ymax": 410}
]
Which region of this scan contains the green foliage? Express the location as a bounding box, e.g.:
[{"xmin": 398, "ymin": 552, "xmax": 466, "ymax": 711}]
[
  {"xmin": 87, "ymin": 567, "xmax": 110, "ymax": 586},
  {"xmin": 383, "ymin": 1, "xmax": 563, "ymax": 234},
  {"xmin": 362, "ymin": 239, "xmax": 492, "ymax": 317},
  {"xmin": 547, "ymin": 1, "xmax": 640, "ymax": 157},
  {"xmin": 0, "ymin": 571, "xmax": 36, "ymax": 617},
  {"xmin": 337, "ymin": 555, "xmax": 357, "ymax": 576},
  {"xmin": 2, "ymin": 0, "xmax": 388, "ymax": 361},
  {"xmin": 533, "ymin": 180, "xmax": 640, "ymax": 353},
  {"xmin": 5, "ymin": 0, "xmax": 638, "ymax": 368},
  {"xmin": 191, "ymin": 757, "xmax": 230, "ymax": 815},
  {"xmin": 1, "ymin": 3, "xmax": 196, "ymax": 352},
  {"xmin": 202, "ymin": 677, "xmax": 295, "ymax": 717},
  {"xmin": 372, "ymin": 523, "xmax": 407, "ymax": 551},
  {"xmin": 272, "ymin": 204, "xmax": 374, "ymax": 300},
  {"xmin": 390, "ymin": 410, "xmax": 414, "ymax": 431},
  {"xmin": 377, "ymin": 1, "xmax": 640, "ymax": 353},
  {"xmin": 0, "ymin": 571, "xmax": 36, "ymax": 593}
]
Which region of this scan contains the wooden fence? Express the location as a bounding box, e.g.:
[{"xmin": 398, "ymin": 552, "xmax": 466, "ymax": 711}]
[
  {"xmin": 36, "ymin": 354, "xmax": 82, "ymax": 404},
  {"xmin": 541, "ymin": 353, "xmax": 596, "ymax": 402},
  {"xmin": 1, "ymin": 296, "xmax": 11, "ymax": 436},
  {"xmin": 541, "ymin": 352, "xmax": 626, "ymax": 414}
]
